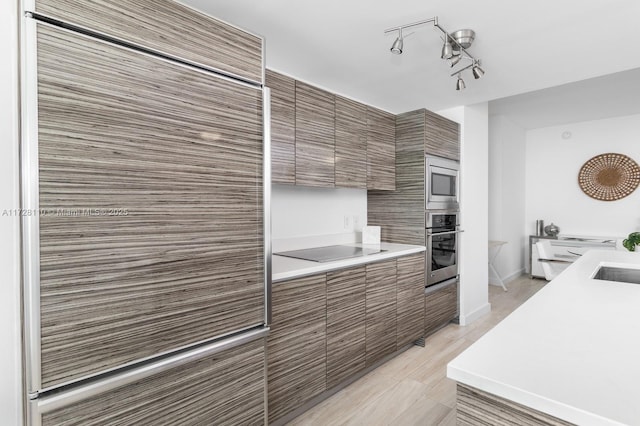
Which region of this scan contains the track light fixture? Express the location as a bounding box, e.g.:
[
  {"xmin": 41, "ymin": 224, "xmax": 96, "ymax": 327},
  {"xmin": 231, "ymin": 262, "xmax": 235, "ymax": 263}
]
[
  {"xmin": 384, "ymin": 17, "xmax": 485, "ymax": 91},
  {"xmin": 441, "ymin": 36, "xmax": 453, "ymax": 60},
  {"xmin": 472, "ymin": 62, "xmax": 485, "ymax": 79},
  {"xmin": 390, "ymin": 28, "xmax": 403, "ymax": 54}
]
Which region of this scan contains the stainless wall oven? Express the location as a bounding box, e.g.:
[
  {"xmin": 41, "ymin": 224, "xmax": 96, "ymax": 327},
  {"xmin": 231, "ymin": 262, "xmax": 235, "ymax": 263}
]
[
  {"xmin": 426, "ymin": 211, "xmax": 461, "ymax": 286},
  {"xmin": 426, "ymin": 155, "xmax": 459, "ymax": 210}
]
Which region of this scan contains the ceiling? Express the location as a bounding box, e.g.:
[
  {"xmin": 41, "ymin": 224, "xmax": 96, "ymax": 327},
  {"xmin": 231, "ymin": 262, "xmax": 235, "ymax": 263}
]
[
  {"xmin": 489, "ymin": 67, "xmax": 640, "ymax": 129},
  {"xmin": 183, "ymin": 0, "xmax": 640, "ymax": 114}
]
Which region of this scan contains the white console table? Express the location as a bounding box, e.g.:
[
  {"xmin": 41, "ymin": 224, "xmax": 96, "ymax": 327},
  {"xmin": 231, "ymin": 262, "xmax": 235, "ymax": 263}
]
[{"xmin": 529, "ymin": 235, "xmax": 617, "ymax": 279}]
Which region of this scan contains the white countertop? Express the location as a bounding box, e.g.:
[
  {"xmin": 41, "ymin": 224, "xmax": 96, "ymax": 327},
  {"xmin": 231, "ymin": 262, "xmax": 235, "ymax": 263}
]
[
  {"xmin": 447, "ymin": 250, "xmax": 640, "ymax": 426},
  {"xmin": 272, "ymin": 242, "xmax": 425, "ymax": 282}
]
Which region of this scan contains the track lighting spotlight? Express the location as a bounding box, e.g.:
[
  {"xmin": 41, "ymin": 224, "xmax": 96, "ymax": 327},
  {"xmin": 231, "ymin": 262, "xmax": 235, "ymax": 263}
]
[
  {"xmin": 383, "ymin": 17, "xmax": 484, "ymax": 90},
  {"xmin": 441, "ymin": 37, "xmax": 453, "ymax": 59},
  {"xmin": 390, "ymin": 28, "xmax": 403, "ymax": 54},
  {"xmin": 472, "ymin": 64, "xmax": 485, "ymax": 79}
]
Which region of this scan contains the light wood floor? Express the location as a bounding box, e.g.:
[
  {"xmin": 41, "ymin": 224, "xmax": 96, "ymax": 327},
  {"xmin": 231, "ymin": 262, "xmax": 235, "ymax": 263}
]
[{"xmin": 288, "ymin": 275, "xmax": 547, "ymax": 426}]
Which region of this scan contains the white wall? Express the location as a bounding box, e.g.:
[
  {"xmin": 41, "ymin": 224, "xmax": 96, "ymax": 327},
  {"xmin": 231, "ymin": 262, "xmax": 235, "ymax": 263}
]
[
  {"xmin": 1, "ymin": 0, "xmax": 23, "ymax": 424},
  {"xmin": 272, "ymin": 184, "xmax": 367, "ymax": 240},
  {"xmin": 525, "ymin": 114, "xmax": 640, "ymax": 238},
  {"xmin": 438, "ymin": 103, "xmax": 491, "ymax": 326},
  {"xmin": 488, "ymin": 115, "xmax": 527, "ymax": 281}
]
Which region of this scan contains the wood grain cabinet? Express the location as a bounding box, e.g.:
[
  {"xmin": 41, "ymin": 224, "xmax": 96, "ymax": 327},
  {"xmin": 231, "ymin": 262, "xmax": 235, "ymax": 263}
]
[
  {"xmin": 365, "ymin": 259, "xmax": 397, "ymax": 367},
  {"xmin": 396, "ymin": 253, "xmax": 426, "ymax": 348},
  {"xmin": 41, "ymin": 339, "xmax": 266, "ymax": 426},
  {"xmin": 424, "ymin": 279, "xmax": 458, "ymax": 337},
  {"xmin": 36, "ymin": 24, "xmax": 264, "ymax": 388},
  {"xmin": 366, "ymin": 106, "xmax": 396, "ymax": 190},
  {"xmin": 266, "ymin": 69, "xmax": 296, "ymax": 184},
  {"xmin": 295, "ymin": 81, "xmax": 335, "ymax": 187},
  {"xmin": 34, "ymin": 0, "xmax": 263, "ymax": 83},
  {"xmin": 335, "ymin": 95, "xmax": 367, "ymax": 189},
  {"xmin": 267, "ymin": 274, "xmax": 327, "ymax": 424},
  {"xmin": 424, "ymin": 109, "xmax": 460, "ymax": 161},
  {"xmin": 326, "ymin": 266, "xmax": 367, "ymax": 388}
]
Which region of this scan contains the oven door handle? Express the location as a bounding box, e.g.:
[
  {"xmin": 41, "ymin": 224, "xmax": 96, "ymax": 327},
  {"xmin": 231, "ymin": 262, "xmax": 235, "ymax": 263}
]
[{"xmin": 427, "ymin": 229, "xmax": 464, "ymax": 236}]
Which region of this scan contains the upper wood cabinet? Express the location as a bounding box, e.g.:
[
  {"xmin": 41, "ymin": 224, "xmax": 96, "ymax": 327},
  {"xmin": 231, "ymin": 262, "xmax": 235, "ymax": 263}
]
[
  {"xmin": 295, "ymin": 81, "xmax": 336, "ymax": 187},
  {"xmin": 266, "ymin": 70, "xmax": 296, "ymax": 184},
  {"xmin": 367, "ymin": 106, "xmax": 396, "ymax": 190},
  {"xmin": 267, "ymin": 69, "xmax": 396, "ymax": 190},
  {"xmin": 32, "ymin": 0, "xmax": 263, "ymax": 83},
  {"xmin": 335, "ymin": 96, "xmax": 367, "ymax": 189},
  {"xmin": 424, "ymin": 109, "xmax": 460, "ymax": 161}
]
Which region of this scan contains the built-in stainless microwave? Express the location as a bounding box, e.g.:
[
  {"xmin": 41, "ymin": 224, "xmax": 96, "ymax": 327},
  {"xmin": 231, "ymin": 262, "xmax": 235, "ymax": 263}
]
[{"xmin": 425, "ymin": 155, "xmax": 459, "ymax": 210}]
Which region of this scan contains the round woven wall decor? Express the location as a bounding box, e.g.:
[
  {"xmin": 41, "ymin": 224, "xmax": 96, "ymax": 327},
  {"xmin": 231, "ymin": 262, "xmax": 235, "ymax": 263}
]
[{"xmin": 578, "ymin": 153, "xmax": 640, "ymax": 201}]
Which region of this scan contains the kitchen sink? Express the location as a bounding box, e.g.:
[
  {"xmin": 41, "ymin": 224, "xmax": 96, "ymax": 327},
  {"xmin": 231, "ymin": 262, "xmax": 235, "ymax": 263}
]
[{"xmin": 593, "ymin": 266, "xmax": 640, "ymax": 285}]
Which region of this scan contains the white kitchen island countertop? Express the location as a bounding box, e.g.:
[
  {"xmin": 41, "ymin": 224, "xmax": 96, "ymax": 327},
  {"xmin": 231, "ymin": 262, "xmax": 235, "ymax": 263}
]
[
  {"xmin": 272, "ymin": 242, "xmax": 425, "ymax": 283},
  {"xmin": 447, "ymin": 250, "xmax": 640, "ymax": 426}
]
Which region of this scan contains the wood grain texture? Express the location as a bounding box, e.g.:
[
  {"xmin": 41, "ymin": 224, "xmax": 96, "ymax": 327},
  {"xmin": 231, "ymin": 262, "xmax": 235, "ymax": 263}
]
[
  {"xmin": 366, "ymin": 106, "xmax": 395, "ymax": 190},
  {"xmin": 335, "ymin": 95, "xmax": 367, "ymax": 189},
  {"xmin": 266, "ymin": 69, "xmax": 295, "ymax": 185},
  {"xmin": 456, "ymin": 384, "xmax": 575, "ymax": 426},
  {"xmin": 425, "ymin": 280, "xmax": 458, "ymax": 336},
  {"xmin": 326, "ymin": 266, "xmax": 366, "ymax": 388},
  {"xmin": 424, "ymin": 109, "xmax": 460, "ymax": 161},
  {"xmin": 365, "ymin": 260, "xmax": 397, "ymax": 367},
  {"xmin": 37, "ymin": 25, "xmax": 264, "ymax": 388},
  {"xmin": 295, "ymin": 81, "xmax": 335, "ymax": 187},
  {"xmin": 268, "ymin": 274, "xmax": 327, "ymax": 423},
  {"xmin": 368, "ymin": 109, "xmax": 426, "ymax": 245},
  {"xmin": 42, "ymin": 339, "xmax": 266, "ymax": 426},
  {"xmin": 396, "ymin": 253, "xmax": 425, "ymax": 348},
  {"xmin": 34, "ymin": 0, "xmax": 263, "ymax": 83}
]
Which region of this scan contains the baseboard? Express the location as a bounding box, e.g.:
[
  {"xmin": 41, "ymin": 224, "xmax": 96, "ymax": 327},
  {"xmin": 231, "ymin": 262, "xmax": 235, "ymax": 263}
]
[
  {"xmin": 489, "ymin": 268, "xmax": 524, "ymax": 287},
  {"xmin": 459, "ymin": 302, "xmax": 491, "ymax": 326}
]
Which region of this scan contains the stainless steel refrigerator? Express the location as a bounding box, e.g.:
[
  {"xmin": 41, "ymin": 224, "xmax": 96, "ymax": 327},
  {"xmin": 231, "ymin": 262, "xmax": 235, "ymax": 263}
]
[{"xmin": 20, "ymin": 1, "xmax": 271, "ymax": 424}]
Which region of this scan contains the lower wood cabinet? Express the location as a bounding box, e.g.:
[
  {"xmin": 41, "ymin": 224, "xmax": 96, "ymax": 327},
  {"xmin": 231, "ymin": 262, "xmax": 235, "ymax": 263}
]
[
  {"xmin": 424, "ymin": 278, "xmax": 458, "ymax": 336},
  {"xmin": 365, "ymin": 259, "xmax": 397, "ymax": 367},
  {"xmin": 268, "ymin": 254, "xmax": 425, "ymax": 423},
  {"xmin": 326, "ymin": 266, "xmax": 366, "ymax": 388},
  {"xmin": 456, "ymin": 384, "xmax": 574, "ymax": 426},
  {"xmin": 396, "ymin": 253, "xmax": 426, "ymax": 347},
  {"xmin": 41, "ymin": 338, "xmax": 266, "ymax": 426},
  {"xmin": 267, "ymin": 274, "xmax": 327, "ymax": 424}
]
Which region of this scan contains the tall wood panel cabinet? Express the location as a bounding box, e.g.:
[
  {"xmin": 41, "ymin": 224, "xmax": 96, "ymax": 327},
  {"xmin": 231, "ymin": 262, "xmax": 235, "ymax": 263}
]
[
  {"xmin": 266, "ymin": 70, "xmax": 296, "ymax": 184},
  {"xmin": 366, "ymin": 106, "xmax": 396, "ymax": 190},
  {"xmin": 295, "ymin": 81, "xmax": 335, "ymax": 187},
  {"xmin": 424, "ymin": 109, "xmax": 460, "ymax": 161},
  {"xmin": 23, "ymin": 1, "xmax": 267, "ymax": 423},
  {"xmin": 368, "ymin": 108, "xmax": 460, "ymax": 242},
  {"xmin": 368, "ymin": 109, "xmax": 426, "ymax": 245}
]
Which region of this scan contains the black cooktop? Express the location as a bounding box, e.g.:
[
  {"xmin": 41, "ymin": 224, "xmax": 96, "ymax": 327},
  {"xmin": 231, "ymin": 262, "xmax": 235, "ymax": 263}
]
[{"xmin": 274, "ymin": 245, "xmax": 386, "ymax": 263}]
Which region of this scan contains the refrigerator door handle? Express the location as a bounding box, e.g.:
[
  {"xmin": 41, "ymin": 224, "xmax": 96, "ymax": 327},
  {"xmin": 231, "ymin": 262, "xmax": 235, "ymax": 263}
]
[
  {"xmin": 20, "ymin": 11, "xmax": 42, "ymax": 398},
  {"xmin": 263, "ymin": 87, "xmax": 272, "ymax": 326}
]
